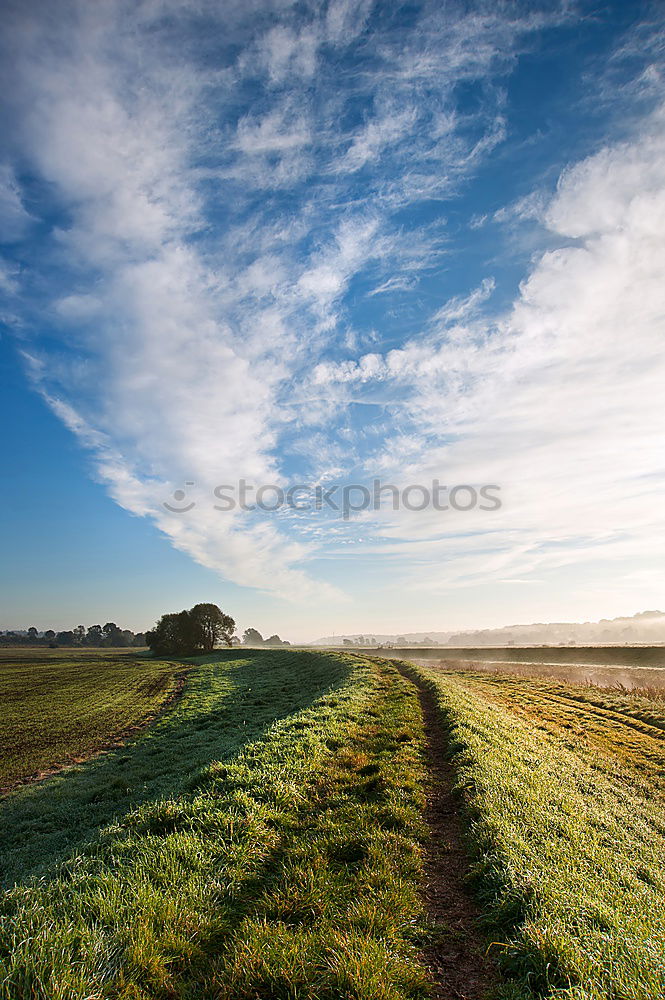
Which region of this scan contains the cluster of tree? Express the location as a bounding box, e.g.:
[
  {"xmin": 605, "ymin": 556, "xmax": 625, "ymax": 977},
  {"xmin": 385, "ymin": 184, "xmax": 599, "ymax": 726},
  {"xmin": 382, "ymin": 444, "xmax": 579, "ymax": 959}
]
[
  {"xmin": 341, "ymin": 635, "xmax": 436, "ymax": 647},
  {"xmin": 0, "ymin": 624, "xmax": 146, "ymax": 648},
  {"xmin": 242, "ymin": 628, "xmax": 290, "ymax": 647},
  {"xmin": 146, "ymin": 603, "xmax": 236, "ymax": 656}
]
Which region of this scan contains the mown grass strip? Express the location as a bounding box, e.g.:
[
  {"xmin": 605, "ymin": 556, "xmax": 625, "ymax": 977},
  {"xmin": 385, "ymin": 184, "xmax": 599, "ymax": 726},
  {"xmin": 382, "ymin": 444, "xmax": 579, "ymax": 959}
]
[
  {"xmin": 400, "ymin": 661, "xmax": 665, "ymax": 1000},
  {"xmin": 0, "ymin": 652, "xmax": 430, "ymax": 1000}
]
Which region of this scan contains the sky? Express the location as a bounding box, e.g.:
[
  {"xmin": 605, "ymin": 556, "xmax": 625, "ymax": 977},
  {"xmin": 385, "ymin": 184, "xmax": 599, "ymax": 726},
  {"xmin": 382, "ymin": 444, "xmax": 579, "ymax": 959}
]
[{"xmin": 1, "ymin": 0, "xmax": 665, "ymax": 641}]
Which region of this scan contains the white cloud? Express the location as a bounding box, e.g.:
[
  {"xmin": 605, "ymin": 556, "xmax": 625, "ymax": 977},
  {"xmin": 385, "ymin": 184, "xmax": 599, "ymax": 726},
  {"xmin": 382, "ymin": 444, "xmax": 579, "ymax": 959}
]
[
  {"xmin": 54, "ymin": 294, "xmax": 102, "ymax": 322},
  {"xmin": 312, "ymin": 106, "xmax": 665, "ymax": 596},
  {"xmin": 429, "ymin": 277, "xmax": 496, "ymax": 326},
  {"xmin": 325, "ymin": 0, "xmax": 374, "ymax": 45},
  {"xmin": 5, "ymin": 0, "xmax": 638, "ymax": 616},
  {"xmin": 367, "ymin": 274, "xmax": 418, "ymax": 296},
  {"xmin": 493, "ymin": 190, "xmax": 546, "ymax": 225},
  {"xmin": 235, "ymin": 109, "xmax": 311, "ymax": 155},
  {"xmin": 337, "ymin": 106, "xmax": 418, "ymax": 173},
  {"xmin": 257, "ymin": 24, "xmax": 320, "ymax": 83},
  {"xmin": 297, "ymin": 216, "xmax": 383, "ymax": 323}
]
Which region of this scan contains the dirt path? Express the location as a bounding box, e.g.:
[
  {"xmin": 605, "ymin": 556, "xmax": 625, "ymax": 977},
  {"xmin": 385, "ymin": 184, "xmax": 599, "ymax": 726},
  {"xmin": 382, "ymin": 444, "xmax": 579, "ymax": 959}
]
[{"xmin": 396, "ymin": 662, "xmax": 500, "ymax": 1000}]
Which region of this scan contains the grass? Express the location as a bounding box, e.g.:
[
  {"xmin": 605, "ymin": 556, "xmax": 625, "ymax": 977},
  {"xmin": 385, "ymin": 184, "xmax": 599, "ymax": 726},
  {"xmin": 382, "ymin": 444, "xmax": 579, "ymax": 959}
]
[
  {"xmin": 400, "ymin": 661, "xmax": 665, "ymax": 1000},
  {"xmin": 0, "ymin": 652, "xmax": 182, "ymax": 790},
  {"xmin": 0, "ymin": 648, "xmax": 149, "ymax": 660},
  {"xmin": 0, "ymin": 650, "xmax": 430, "ymax": 1000},
  {"xmin": 595, "ymin": 681, "xmax": 665, "ymax": 702},
  {"xmin": 5, "ymin": 647, "xmax": 665, "ymax": 999}
]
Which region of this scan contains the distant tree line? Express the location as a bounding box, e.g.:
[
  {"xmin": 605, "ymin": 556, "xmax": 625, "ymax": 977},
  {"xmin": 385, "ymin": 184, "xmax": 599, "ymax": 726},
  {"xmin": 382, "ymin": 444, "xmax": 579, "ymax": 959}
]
[
  {"xmin": 0, "ymin": 623, "xmax": 146, "ymax": 648},
  {"xmin": 242, "ymin": 628, "xmax": 290, "ymax": 647},
  {"xmin": 146, "ymin": 603, "xmax": 236, "ymax": 656},
  {"xmin": 341, "ymin": 635, "xmax": 435, "ymax": 647},
  {"xmin": 2, "ymin": 611, "xmax": 292, "ymax": 654}
]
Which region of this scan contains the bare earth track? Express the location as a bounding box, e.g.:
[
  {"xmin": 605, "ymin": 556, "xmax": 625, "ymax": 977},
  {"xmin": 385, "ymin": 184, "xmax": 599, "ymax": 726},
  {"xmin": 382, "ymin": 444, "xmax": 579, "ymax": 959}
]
[{"xmin": 396, "ymin": 662, "xmax": 499, "ymax": 1000}]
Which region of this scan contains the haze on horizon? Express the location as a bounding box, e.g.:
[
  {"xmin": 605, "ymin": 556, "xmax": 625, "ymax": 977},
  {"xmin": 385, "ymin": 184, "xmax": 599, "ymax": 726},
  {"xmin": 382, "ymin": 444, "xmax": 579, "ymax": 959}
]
[{"xmin": 1, "ymin": 0, "xmax": 665, "ymax": 640}]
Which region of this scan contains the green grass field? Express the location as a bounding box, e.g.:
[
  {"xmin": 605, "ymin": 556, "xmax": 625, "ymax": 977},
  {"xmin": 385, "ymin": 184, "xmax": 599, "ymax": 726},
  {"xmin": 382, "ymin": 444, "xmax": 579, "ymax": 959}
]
[
  {"xmin": 1, "ymin": 649, "xmax": 665, "ymax": 999},
  {"xmin": 0, "ymin": 650, "xmax": 429, "ymax": 1000},
  {"xmin": 0, "ymin": 650, "xmax": 182, "ymax": 791},
  {"xmin": 401, "ymin": 661, "xmax": 665, "ymax": 1000}
]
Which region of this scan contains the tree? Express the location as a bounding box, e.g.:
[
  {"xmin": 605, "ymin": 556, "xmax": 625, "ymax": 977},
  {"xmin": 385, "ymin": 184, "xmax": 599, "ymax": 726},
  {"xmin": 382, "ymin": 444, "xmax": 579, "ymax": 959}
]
[
  {"xmin": 86, "ymin": 625, "xmax": 103, "ymax": 646},
  {"xmin": 27, "ymin": 627, "xmax": 38, "ymax": 640},
  {"xmin": 74, "ymin": 625, "xmax": 86, "ymax": 645},
  {"xmin": 56, "ymin": 630, "xmax": 75, "ymax": 644},
  {"xmin": 145, "ymin": 604, "xmax": 235, "ymax": 656},
  {"xmin": 243, "ymin": 628, "xmax": 264, "ymax": 646},
  {"xmin": 190, "ymin": 603, "xmax": 235, "ymax": 652},
  {"xmin": 265, "ymin": 634, "xmax": 284, "ymax": 646},
  {"xmin": 146, "ymin": 611, "xmax": 194, "ymax": 656},
  {"xmin": 102, "ymin": 622, "xmax": 123, "ymax": 646},
  {"xmin": 44, "ymin": 630, "xmax": 55, "ymax": 640}
]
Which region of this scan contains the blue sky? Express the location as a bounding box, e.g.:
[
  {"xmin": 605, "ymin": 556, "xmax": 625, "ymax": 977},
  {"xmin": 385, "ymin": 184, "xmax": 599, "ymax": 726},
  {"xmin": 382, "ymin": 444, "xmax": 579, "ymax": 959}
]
[{"xmin": 2, "ymin": 0, "xmax": 665, "ymax": 640}]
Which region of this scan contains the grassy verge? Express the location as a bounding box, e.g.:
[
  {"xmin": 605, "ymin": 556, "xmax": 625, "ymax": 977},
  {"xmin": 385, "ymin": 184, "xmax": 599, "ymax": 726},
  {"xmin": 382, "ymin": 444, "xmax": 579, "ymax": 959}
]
[
  {"xmin": 400, "ymin": 661, "xmax": 665, "ymax": 1000},
  {"xmin": 0, "ymin": 651, "xmax": 429, "ymax": 1000},
  {"xmin": 0, "ymin": 654, "xmax": 182, "ymax": 790}
]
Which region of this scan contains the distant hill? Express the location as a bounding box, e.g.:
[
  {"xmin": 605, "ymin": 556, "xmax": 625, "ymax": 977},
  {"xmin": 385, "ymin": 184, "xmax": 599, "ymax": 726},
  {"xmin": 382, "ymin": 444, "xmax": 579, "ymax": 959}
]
[{"xmin": 311, "ymin": 611, "xmax": 665, "ymax": 647}]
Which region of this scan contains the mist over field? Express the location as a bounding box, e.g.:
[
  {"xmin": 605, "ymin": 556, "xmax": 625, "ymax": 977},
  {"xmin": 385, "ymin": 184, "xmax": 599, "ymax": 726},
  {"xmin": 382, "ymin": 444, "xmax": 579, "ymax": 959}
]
[{"xmin": 312, "ymin": 610, "xmax": 665, "ymax": 647}]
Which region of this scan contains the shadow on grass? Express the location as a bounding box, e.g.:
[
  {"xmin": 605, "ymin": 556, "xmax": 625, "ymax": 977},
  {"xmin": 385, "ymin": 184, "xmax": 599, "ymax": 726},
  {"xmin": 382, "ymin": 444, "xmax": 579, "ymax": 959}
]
[{"xmin": 0, "ymin": 649, "xmax": 351, "ymax": 888}]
